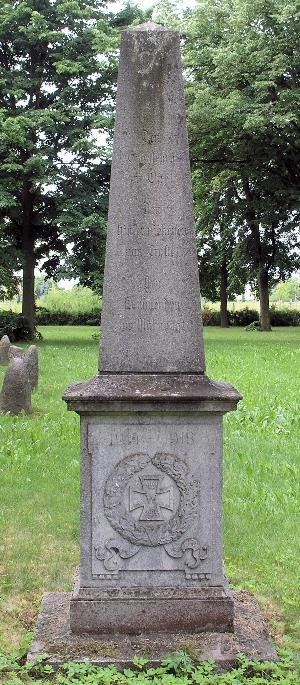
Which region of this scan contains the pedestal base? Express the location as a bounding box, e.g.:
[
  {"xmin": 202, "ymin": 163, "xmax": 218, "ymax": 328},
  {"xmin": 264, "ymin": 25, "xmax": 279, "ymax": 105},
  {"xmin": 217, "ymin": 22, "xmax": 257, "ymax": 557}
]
[
  {"xmin": 63, "ymin": 374, "xmax": 242, "ymax": 637},
  {"xmin": 27, "ymin": 591, "xmax": 277, "ymax": 668},
  {"xmin": 70, "ymin": 581, "xmax": 234, "ymax": 634}
]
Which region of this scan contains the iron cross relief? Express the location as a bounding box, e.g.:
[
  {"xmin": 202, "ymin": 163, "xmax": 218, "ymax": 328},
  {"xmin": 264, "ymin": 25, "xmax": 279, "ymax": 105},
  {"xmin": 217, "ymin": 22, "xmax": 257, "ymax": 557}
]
[{"xmin": 129, "ymin": 475, "xmax": 174, "ymax": 521}]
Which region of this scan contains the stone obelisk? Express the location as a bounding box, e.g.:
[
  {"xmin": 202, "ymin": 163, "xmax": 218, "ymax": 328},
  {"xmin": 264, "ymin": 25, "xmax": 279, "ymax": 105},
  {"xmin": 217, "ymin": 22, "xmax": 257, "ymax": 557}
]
[
  {"xmin": 64, "ymin": 23, "xmax": 241, "ymax": 634},
  {"xmin": 100, "ymin": 24, "xmax": 204, "ymax": 374}
]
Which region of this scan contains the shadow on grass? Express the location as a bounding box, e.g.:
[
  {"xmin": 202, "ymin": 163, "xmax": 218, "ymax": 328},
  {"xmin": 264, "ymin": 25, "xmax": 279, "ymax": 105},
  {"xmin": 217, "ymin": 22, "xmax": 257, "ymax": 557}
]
[{"xmin": 38, "ymin": 338, "xmax": 98, "ymax": 348}]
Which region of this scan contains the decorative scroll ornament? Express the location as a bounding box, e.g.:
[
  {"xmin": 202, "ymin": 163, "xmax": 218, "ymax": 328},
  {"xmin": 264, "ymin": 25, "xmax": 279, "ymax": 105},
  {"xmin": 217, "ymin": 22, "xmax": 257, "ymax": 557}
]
[
  {"xmin": 164, "ymin": 538, "xmax": 208, "ymax": 569},
  {"xmin": 95, "ymin": 538, "xmax": 140, "ymax": 572},
  {"xmin": 103, "ymin": 452, "xmax": 200, "ymax": 547}
]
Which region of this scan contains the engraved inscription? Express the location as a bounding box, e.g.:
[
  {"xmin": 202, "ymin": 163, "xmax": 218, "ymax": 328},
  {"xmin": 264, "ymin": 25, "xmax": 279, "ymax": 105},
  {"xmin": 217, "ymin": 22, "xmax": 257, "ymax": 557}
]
[
  {"xmin": 117, "ymin": 222, "xmax": 193, "ymax": 239},
  {"xmin": 108, "ymin": 430, "xmax": 139, "ymax": 447},
  {"xmin": 124, "ymin": 245, "xmax": 179, "ymax": 259},
  {"xmin": 121, "ymin": 319, "xmax": 186, "ymax": 334},
  {"xmin": 137, "ymin": 317, "xmax": 155, "ymax": 332},
  {"xmin": 170, "ymin": 431, "xmax": 195, "ymax": 447},
  {"xmin": 105, "ymin": 429, "xmax": 195, "ymax": 450},
  {"xmin": 141, "ymin": 130, "xmax": 160, "ymax": 145},
  {"xmin": 85, "ymin": 586, "xmax": 218, "ymax": 600},
  {"xmin": 127, "ymin": 150, "xmax": 178, "ymax": 165},
  {"xmin": 125, "ymin": 297, "xmax": 180, "ymax": 313},
  {"xmin": 129, "ymin": 475, "xmax": 173, "ymax": 521},
  {"xmin": 144, "ymin": 275, "xmax": 151, "ymax": 292}
]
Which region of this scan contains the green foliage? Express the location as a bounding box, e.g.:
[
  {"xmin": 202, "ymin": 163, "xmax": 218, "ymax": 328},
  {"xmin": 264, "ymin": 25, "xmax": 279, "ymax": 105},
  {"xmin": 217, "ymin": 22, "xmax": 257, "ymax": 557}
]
[
  {"xmin": 0, "ymin": 0, "xmax": 118, "ymax": 326},
  {"xmin": 35, "ymin": 310, "xmax": 100, "ymax": 325},
  {"xmin": 182, "ymin": 0, "xmax": 300, "ymax": 326},
  {"xmin": 37, "ymin": 286, "xmax": 101, "ymax": 316},
  {"xmin": 245, "ymin": 321, "xmax": 261, "ymax": 331},
  {"xmin": 34, "ymin": 285, "xmax": 101, "ymax": 324},
  {"xmin": 0, "ymin": 311, "xmax": 36, "ymax": 341},
  {"xmin": 0, "ymin": 236, "xmax": 20, "ymax": 300},
  {"xmin": 0, "ymin": 649, "xmax": 299, "ymax": 684},
  {"xmin": 34, "ymin": 276, "xmax": 56, "ymax": 300},
  {"xmin": 270, "ymin": 279, "xmax": 300, "ymax": 304},
  {"xmin": 269, "ymin": 308, "xmax": 300, "ymax": 326}
]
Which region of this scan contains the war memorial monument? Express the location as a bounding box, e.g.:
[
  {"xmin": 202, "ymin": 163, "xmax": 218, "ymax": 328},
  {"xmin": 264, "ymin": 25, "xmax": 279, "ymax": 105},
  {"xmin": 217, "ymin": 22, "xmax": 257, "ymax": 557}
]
[{"xmin": 28, "ymin": 23, "xmax": 276, "ymax": 667}]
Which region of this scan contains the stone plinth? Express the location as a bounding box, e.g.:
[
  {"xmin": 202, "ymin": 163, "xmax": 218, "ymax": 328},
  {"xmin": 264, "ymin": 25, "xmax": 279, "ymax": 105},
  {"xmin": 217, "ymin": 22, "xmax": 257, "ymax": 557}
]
[
  {"xmin": 27, "ymin": 591, "xmax": 277, "ymax": 668},
  {"xmin": 63, "ymin": 375, "xmax": 241, "ymax": 634}
]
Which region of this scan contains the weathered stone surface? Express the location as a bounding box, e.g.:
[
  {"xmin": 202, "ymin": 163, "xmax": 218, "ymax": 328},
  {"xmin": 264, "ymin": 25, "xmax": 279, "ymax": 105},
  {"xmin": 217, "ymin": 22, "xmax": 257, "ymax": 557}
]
[
  {"xmin": 0, "ymin": 357, "xmax": 31, "ymax": 414},
  {"xmin": 63, "ymin": 373, "xmax": 242, "ymax": 407},
  {"xmin": 100, "ymin": 23, "xmax": 204, "ymax": 374},
  {"xmin": 26, "ymin": 344, "xmax": 39, "ymax": 391},
  {"xmin": 8, "ymin": 344, "xmax": 39, "ymax": 390},
  {"xmin": 76, "ymin": 409, "xmax": 226, "ymax": 590},
  {"xmin": 27, "ymin": 590, "xmax": 277, "ymax": 668},
  {"xmin": 69, "ymin": 401, "xmax": 235, "ymax": 634},
  {"xmin": 0, "ymin": 334, "xmax": 10, "ymax": 365},
  {"xmin": 71, "ymin": 583, "xmax": 234, "ymax": 634},
  {"xmin": 9, "ymin": 345, "xmax": 26, "ymax": 360}
]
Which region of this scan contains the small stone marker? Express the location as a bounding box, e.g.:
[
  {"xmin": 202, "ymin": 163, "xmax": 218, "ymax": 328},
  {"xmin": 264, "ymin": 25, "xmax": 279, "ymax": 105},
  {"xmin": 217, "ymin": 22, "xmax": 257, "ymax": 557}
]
[
  {"xmin": 0, "ymin": 335, "xmax": 10, "ymax": 365},
  {"xmin": 26, "ymin": 345, "xmax": 39, "ymax": 391},
  {"xmin": 8, "ymin": 344, "xmax": 38, "ymax": 390},
  {"xmin": 30, "ymin": 23, "xmax": 276, "ymax": 666},
  {"xmin": 0, "ymin": 357, "xmax": 31, "ymax": 414}
]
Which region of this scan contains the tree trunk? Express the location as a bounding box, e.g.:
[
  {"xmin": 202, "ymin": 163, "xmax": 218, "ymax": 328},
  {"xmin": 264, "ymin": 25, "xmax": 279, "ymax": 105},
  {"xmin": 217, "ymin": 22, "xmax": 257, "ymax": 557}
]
[
  {"xmin": 22, "ymin": 184, "xmax": 35, "ymax": 337},
  {"xmin": 258, "ymin": 268, "xmax": 271, "ymax": 331},
  {"xmin": 220, "ymin": 260, "xmax": 229, "ymax": 327},
  {"xmin": 243, "ymin": 179, "xmax": 272, "ymax": 333}
]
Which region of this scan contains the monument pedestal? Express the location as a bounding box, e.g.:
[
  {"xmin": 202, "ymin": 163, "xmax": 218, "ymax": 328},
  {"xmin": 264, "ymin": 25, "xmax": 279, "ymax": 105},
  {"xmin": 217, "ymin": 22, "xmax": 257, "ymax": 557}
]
[{"xmin": 64, "ymin": 373, "xmax": 241, "ymax": 634}]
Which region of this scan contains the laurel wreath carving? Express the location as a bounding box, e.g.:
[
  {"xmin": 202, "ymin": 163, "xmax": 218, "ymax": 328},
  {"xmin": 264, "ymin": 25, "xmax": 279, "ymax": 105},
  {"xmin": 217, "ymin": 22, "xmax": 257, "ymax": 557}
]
[{"xmin": 103, "ymin": 452, "xmax": 200, "ymax": 547}]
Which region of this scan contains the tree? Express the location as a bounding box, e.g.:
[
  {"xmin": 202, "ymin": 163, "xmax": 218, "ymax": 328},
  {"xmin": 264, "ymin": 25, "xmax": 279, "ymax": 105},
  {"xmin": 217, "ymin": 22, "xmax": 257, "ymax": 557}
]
[
  {"xmin": 0, "ymin": 235, "xmax": 19, "ymax": 300},
  {"xmin": 57, "ymin": 3, "xmax": 153, "ymax": 293},
  {"xmin": 194, "ymin": 171, "xmax": 248, "ymax": 326},
  {"xmin": 184, "ymin": 0, "xmax": 300, "ymax": 330},
  {"xmin": 0, "ymin": 0, "xmax": 118, "ymax": 335},
  {"xmin": 57, "ymin": 161, "xmax": 110, "ymax": 294}
]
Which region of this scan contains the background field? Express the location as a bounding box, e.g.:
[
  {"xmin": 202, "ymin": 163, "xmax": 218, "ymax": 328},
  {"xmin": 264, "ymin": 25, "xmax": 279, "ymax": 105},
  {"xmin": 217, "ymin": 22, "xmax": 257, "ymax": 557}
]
[{"xmin": 0, "ymin": 326, "xmax": 299, "ymax": 654}]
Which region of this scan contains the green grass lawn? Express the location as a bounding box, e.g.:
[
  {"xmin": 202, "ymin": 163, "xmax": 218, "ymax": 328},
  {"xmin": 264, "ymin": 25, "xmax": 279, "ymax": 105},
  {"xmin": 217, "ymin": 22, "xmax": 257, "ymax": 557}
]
[{"xmin": 0, "ymin": 326, "xmax": 299, "ymax": 654}]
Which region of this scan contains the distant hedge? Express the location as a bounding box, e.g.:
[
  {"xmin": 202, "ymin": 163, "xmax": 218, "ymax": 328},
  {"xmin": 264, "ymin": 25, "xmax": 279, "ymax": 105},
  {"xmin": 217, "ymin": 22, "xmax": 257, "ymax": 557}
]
[
  {"xmin": 0, "ymin": 311, "xmax": 33, "ymax": 341},
  {"xmin": 35, "ymin": 305, "xmax": 300, "ymax": 327},
  {"xmin": 1, "ymin": 306, "xmax": 298, "ymax": 340},
  {"xmin": 35, "ymin": 307, "xmax": 100, "ymax": 326},
  {"xmin": 202, "ymin": 306, "xmax": 300, "ymax": 327},
  {"xmin": 269, "ymin": 308, "xmax": 300, "ymax": 326}
]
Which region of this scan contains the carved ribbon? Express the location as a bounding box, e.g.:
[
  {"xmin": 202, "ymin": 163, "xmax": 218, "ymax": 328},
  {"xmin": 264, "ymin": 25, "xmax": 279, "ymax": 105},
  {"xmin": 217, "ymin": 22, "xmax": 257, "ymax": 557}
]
[
  {"xmin": 164, "ymin": 538, "xmax": 208, "ymax": 569},
  {"xmin": 94, "ymin": 538, "xmax": 140, "ymax": 572}
]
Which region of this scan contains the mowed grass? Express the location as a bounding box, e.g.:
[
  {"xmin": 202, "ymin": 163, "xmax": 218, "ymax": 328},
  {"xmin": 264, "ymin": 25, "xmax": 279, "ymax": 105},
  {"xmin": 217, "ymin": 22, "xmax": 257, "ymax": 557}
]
[{"xmin": 0, "ymin": 326, "xmax": 299, "ymax": 653}]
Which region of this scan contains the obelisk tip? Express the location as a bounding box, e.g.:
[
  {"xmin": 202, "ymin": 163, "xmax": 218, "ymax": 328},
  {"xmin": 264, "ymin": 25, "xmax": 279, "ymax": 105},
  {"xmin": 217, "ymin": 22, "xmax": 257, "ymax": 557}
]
[{"xmin": 128, "ymin": 22, "xmax": 171, "ymax": 33}]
